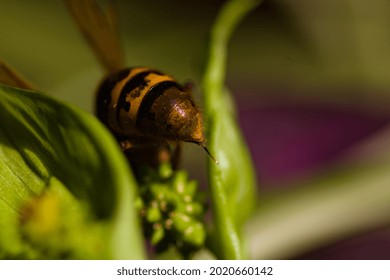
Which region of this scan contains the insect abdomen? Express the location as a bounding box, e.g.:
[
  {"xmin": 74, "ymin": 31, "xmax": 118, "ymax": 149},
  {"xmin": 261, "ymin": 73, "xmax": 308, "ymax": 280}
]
[{"xmin": 96, "ymin": 66, "xmax": 202, "ymax": 142}]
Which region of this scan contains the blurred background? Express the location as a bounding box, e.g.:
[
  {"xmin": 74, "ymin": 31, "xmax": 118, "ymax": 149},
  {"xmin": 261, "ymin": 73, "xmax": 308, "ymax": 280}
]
[{"xmin": 1, "ymin": 0, "xmax": 390, "ymax": 259}]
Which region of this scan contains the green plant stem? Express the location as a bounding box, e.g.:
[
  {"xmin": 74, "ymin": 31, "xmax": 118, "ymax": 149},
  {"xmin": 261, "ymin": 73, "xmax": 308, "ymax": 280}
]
[
  {"xmin": 203, "ymin": 0, "xmax": 262, "ymax": 113},
  {"xmin": 246, "ymin": 162, "xmax": 390, "ymax": 259},
  {"xmin": 202, "ymin": 0, "xmax": 263, "ymax": 260}
]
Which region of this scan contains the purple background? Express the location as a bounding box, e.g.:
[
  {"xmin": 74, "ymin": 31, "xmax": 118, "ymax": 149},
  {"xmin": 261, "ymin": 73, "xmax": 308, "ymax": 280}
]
[{"xmin": 237, "ymin": 94, "xmax": 390, "ymax": 259}]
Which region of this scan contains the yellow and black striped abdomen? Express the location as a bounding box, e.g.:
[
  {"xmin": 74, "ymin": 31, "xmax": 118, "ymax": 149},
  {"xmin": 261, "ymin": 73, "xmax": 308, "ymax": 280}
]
[{"xmin": 96, "ymin": 67, "xmax": 204, "ymax": 144}]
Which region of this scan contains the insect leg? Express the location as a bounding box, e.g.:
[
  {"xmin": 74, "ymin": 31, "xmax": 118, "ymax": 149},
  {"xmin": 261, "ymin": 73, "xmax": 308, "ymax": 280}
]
[{"xmin": 171, "ymin": 143, "xmax": 182, "ymax": 170}]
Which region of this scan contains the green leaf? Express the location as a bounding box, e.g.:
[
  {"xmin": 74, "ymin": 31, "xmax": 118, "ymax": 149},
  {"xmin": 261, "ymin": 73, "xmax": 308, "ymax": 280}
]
[
  {"xmin": 202, "ymin": 0, "xmax": 263, "ymax": 259},
  {"xmin": 0, "ymin": 84, "xmax": 145, "ymax": 259}
]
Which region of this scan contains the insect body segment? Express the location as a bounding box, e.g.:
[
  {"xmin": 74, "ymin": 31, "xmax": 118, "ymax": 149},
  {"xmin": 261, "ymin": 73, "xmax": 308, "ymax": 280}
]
[
  {"xmin": 65, "ymin": 0, "xmax": 217, "ymax": 164},
  {"xmin": 96, "ymin": 67, "xmax": 205, "ymax": 146}
]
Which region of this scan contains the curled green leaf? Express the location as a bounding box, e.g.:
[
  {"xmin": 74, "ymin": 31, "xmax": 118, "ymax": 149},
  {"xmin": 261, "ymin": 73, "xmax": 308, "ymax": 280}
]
[{"xmin": 0, "ymin": 84, "xmax": 145, "ymax": 259}]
